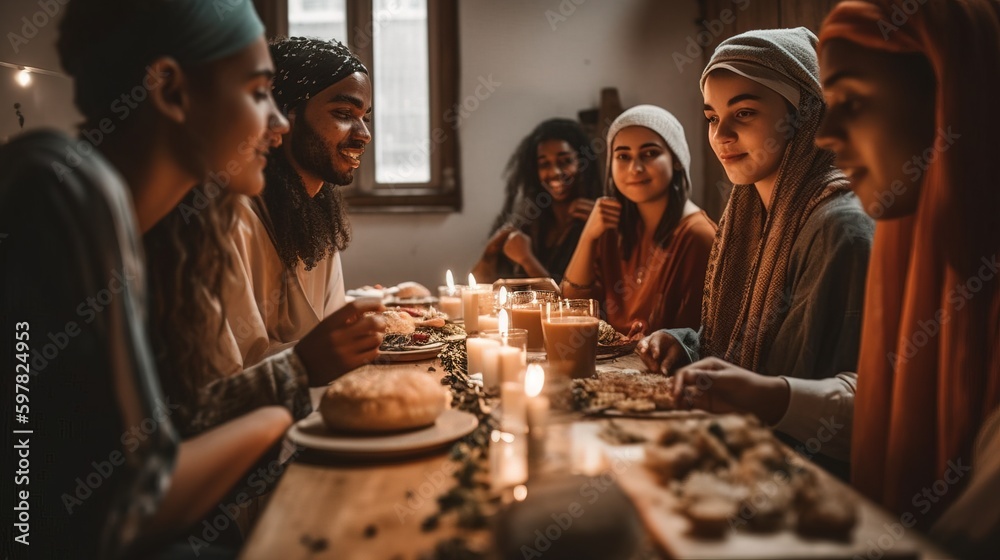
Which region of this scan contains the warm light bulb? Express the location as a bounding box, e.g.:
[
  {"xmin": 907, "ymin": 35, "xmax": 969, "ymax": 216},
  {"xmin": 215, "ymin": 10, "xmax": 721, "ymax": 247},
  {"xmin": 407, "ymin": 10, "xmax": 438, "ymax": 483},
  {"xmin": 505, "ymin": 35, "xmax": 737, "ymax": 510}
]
[
  {"xmin": 468, "ymin": 273, "xmax": 477, "ymax": 289},
  {"xmin": 525, "ymin": 364, "xmax": 545, "ymax": 397},
  {"xmin": 446, "ymin": 269, "xmax": 455, "ymax": 291},
  {"xmin": 16, "ymin": 68, "xmax": 31, "ymax": 87},
  {"xmin": 498, "ymin": 309, "xmax": 509, "ymax": 336}
]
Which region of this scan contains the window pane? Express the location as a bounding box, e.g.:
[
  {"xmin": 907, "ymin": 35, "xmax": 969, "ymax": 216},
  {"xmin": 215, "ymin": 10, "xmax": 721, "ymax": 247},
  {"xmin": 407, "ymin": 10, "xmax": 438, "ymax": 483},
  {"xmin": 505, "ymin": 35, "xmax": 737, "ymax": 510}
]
[
  {"xmin": 288, "ymin": 0, "xmax": 347, "ymax": 43},
  {"xmin": 373, "ymin": 0, "xmax": 430, "ymax": 183}
]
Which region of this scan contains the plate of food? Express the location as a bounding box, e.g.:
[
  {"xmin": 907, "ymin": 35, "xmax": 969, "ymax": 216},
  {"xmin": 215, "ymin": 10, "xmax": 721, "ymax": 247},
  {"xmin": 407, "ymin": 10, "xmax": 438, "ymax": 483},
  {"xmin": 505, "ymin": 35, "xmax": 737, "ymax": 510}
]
[
  {"xmin": 288, "ymin": 369, "xmax": 478, "ymax": 458},
  {"xmin": 596, "ymin": 321, "xmax": 641, "ymax": 360},
  {"xmin": 376, "ymin": 306, "xmax": 466, "ymax": 362},
  {"xmin": 572, "ymin": 370, "xmax": 681, "ymax": 417}
]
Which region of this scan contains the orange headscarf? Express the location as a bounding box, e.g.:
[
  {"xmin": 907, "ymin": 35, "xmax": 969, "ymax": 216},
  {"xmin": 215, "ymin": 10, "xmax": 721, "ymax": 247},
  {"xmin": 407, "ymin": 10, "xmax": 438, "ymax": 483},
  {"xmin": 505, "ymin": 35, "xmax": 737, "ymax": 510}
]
[{"xmin": 819, "ymin": 0, "xmax": 1000, "ymax": 526}]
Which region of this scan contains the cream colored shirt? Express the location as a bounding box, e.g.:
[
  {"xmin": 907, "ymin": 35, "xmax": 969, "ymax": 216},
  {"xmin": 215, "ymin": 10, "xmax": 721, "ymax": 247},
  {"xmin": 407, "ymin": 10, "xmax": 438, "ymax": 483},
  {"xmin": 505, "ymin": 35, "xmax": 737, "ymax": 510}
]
[{"xmin": 222, "ymin": 195, "xmax": 346, "ymax": 373}]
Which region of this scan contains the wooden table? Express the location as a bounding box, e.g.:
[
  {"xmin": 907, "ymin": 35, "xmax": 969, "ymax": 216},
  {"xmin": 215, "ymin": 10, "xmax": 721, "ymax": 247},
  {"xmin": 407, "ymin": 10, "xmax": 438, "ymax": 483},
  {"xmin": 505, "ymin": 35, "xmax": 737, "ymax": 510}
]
[{"xmin": 240, "ymin": 355, "xmax": 953, "ymax": 560}]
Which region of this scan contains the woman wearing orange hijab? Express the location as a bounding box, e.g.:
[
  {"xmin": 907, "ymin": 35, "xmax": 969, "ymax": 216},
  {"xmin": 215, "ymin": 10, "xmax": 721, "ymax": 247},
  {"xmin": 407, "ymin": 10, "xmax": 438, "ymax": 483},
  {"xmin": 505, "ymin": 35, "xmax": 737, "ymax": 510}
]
[{"xmin": 816, "ymin": 0, "xmax": 1000, "ymax": 539}]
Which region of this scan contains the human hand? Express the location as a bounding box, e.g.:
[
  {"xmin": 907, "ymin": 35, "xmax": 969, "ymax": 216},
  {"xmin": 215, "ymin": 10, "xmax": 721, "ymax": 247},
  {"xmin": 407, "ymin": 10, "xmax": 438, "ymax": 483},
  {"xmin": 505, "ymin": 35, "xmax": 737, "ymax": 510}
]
[
  {"xmin": 580, "ymin": 197, "xmax": 621, "ymax": 242},
  {"xmin": 671, "ymin": 357, "xmax": 790, "ymax": 424},
  {"xmin": 295, "ymin": 298, "xmax": 387, "ymax": 385},
  {"xmin": 485, "ymin": 225, "xmax": 517, "ymax": 256},
  {"xmin": 502, "ymin": 230, "xmax": 534, "ymax": 265},
  {"xmin": 636, "ymin": 330, "xmax": 689, "ymax": 374},
  {"xmin": 570, "ymin": 198, "xmax": 596, "ymax": 221}
]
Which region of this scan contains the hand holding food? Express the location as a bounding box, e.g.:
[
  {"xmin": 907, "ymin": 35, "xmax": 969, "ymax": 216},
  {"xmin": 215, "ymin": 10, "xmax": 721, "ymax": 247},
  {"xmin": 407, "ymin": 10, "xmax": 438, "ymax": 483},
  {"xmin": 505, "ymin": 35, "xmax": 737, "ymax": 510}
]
[
  {"xmin": 637, "ymin": 330, "xmax": 689, "ymax": 374},
  {"xmin": 671, "ymin": 357, "xmax": 790, "ymax": 425},
  {"xmin": 295, "ymin": 299, "xmax": 387, "ymax": 385}
]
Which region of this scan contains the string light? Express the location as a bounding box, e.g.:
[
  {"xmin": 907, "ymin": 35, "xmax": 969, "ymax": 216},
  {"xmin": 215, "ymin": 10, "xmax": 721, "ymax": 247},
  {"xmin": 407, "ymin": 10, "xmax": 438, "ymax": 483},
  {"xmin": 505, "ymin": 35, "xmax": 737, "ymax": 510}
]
[{"xmin": 16, "ymin": 67, "xmax": 31, "ymax": 87}]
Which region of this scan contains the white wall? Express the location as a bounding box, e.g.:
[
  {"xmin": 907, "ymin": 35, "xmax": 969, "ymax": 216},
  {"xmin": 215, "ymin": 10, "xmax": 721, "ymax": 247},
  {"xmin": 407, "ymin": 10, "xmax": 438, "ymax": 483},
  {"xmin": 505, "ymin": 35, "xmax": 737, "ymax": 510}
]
[
  {"xmin": 0, "ymin": 0, "xmax": 79, "ymax": 142},
  {"xmin": 0, "ymin": 0, "xmax": 705, "ymax": 291},
  {"xmin": 341, "ymin": 0, "xmax": 704, "ymax": 289}
]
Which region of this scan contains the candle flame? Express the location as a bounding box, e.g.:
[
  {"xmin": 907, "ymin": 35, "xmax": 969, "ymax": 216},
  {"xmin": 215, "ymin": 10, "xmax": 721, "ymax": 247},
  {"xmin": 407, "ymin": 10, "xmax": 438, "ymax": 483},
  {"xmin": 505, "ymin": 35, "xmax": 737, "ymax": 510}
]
[
  {"xmin": 446, "ymin": 269, "xmax": 455, "ymax": 291},
  {"xmin": 498, "ymin": 309, "xmax": 509, "ymax": 336},
  {"xmin": 500, "ymin": 431, "xmax": 515, "ymax": 443},
  {"xmin": 498, "ymin": 286, "xmax": 508, "ymax": 306},
  {"xmin": 513, "ymin": 485, "xmax": 528, "ymax": 501},
  {"xmin": 468, "ymin": 273, "xmax": 477, "ymax": 289},
  {"xmin": 491, "ymin": 429, "xmax": 501, "ymax": 443},
  {"xmin": 525, "ymin": 364, "xmax": 545, "ymax": 397}
]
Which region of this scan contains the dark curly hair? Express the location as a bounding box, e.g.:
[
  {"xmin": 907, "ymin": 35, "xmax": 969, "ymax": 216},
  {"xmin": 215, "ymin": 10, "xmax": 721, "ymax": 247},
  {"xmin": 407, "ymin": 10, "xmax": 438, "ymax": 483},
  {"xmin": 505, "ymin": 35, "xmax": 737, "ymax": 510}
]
[
  {"xmin": 260, "ymin": 147, "xmax": 351, "ymax": 270},
  {"xmin": 490, "ymin": 118, "xmax": 602, "ymax": 253}
]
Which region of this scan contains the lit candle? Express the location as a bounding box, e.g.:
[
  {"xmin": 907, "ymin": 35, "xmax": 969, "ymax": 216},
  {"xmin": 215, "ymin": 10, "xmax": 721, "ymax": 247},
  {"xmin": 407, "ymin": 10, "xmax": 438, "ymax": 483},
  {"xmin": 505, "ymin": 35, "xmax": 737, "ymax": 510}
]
[
  {"xmin": 466, "ymin": 337, "xmax": 500, "ymax": 379},
  {"xmin": 462, "ymin": 274, "xmax": 489, "ymax": 333},
  {"xmin": 490, "ymin": 429, "xmax": 527, "ymax": 491},
  {"xmin": 438, "ymin": 269, "xmax": 463, "ymax": 320},
  {"xmin": 525, "ymin": 364, "xmax": 550, "ymax": 470},
  {"xmin": 478, "ymin": 313, "xmax": 499, "ymax": 331}
]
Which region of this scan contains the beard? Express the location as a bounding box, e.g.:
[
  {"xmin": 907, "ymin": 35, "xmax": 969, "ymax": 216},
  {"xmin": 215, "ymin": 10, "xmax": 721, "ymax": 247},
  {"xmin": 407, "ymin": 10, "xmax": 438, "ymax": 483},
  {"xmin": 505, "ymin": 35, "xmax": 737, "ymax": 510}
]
[
  {"xmin": 261, "ymin": 146, "xmax": 351, "ymax": 271},
  {"xmin": 289, "ymin": 115, "xmax": 363, "ymax": 186}
]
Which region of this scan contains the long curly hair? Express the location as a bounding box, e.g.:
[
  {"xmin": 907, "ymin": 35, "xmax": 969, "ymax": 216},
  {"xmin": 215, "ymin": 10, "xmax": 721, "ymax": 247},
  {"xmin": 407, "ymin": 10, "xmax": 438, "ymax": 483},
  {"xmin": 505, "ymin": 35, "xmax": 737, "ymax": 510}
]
[
  {"xmin": 261, "ymin": 146, "xmax": 351, "ymax": 270},
  {"xmin": 144, "ymin": 185, "xmax": 238, "ymax": 407},
  {"xmin": 490, "ymin": 119, "xmax": 602, "ymax": 251}
]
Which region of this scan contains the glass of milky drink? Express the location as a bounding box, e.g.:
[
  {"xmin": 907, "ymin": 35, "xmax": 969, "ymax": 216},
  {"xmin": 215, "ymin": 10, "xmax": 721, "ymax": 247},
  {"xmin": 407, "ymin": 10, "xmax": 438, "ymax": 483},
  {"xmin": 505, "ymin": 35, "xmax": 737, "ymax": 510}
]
[
  {"xmin": 542, "ymin": 299, "xmax": 601, "ymax": 380},
  {"xmin": 508, "ymin": 290, "xmax": 557, "ymax": 352}
]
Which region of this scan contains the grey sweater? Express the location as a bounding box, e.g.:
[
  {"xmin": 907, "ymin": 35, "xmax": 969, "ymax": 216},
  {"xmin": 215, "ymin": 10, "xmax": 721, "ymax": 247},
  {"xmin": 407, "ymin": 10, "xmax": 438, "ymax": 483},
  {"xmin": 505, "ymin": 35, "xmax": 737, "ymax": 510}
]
[{"xmin": 666, "ymin": 192, "xmax": 873, "ymax": 462}]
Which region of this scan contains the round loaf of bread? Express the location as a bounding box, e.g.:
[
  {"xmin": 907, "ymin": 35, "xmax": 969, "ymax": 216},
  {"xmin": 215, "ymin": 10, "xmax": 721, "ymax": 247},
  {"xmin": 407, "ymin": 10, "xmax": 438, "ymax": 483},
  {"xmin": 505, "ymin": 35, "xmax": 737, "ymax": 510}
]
[{"xmin": 320, "ymin": 370, "xmax": 449, "ymax": 433}]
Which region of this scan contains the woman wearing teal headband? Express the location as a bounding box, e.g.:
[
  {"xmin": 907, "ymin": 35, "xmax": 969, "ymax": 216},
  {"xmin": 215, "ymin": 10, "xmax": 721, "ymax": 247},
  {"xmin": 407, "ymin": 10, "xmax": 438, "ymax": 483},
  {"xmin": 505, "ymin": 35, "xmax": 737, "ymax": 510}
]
[{"xmin": 1, "ymin": 1, "xmax": 290, "ymax": 558}]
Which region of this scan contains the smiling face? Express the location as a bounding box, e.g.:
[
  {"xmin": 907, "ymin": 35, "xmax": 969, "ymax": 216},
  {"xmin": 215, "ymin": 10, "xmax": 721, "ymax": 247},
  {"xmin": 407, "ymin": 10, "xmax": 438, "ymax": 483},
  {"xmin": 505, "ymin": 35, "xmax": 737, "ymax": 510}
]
[
  {"xmin": 185, "ymin": 37, "xmax": 289, "ymax": 196},
  {"xmin": 703, "ymin": 70, "xmax": 791, "ymax": 189},
  {"xmin": 611, "ymin": 126, "xmax": 676, "ymax": 205},
  {"xmin": 816, "ymin": 39, "xmax": 936, "ymax": 219},
  {"xmin": 286, "ymin": 71, "xmax": 373, "ymax": 192},
  {"xmin": 536, "ymin": 139, "xmax": 580, "ymax": 202}
]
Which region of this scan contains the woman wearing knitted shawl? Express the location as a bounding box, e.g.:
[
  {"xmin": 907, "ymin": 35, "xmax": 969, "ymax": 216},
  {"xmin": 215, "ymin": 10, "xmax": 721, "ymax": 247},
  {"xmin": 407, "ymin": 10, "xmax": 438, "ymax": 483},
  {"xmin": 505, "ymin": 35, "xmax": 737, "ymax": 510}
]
[
  {"xmin": 638, "ymin": 28, "xmax": 874, "ymax": 473},
  {"xmin": 816, "ymin": 0, "xmax": 1000, "ymax": 547}
]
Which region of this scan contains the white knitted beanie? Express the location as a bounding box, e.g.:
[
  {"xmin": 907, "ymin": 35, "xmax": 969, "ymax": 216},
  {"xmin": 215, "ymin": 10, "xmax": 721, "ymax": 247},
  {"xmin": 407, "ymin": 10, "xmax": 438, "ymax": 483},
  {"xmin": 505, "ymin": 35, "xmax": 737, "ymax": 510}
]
[{"xmin": 605, "ymin": 104, "xmax": 692, "ymax": 189}]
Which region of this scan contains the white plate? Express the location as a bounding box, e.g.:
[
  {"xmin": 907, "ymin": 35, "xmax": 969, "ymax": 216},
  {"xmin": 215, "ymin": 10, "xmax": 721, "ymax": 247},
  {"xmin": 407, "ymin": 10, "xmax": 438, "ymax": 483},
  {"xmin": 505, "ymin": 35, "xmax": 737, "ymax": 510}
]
[
  {"xmin": 377, "ymin": 341, "xmax": 446, "ymax": 362},
  {"xmin": 288, "ymin": 409, "xmax": 479, "ymax": 458}
]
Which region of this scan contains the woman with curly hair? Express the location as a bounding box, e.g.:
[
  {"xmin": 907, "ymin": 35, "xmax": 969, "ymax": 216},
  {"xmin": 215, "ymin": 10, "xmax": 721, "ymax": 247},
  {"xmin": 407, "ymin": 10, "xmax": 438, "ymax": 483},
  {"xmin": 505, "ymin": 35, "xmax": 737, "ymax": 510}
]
[
  {"xmin": 472, "ymin": 118, "xmax": 601, "ymax": 284},
  {"xmin": 1, "ymin": 1, "xmax": 294, "ymax": 557}
]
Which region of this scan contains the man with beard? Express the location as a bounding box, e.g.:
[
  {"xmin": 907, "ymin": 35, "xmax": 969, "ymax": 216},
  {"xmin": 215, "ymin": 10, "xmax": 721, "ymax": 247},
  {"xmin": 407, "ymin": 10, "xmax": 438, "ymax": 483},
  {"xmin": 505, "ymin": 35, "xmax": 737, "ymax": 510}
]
[{"xmin": 220, "ymin": 37, "xmax": 378, "ymax": 381}]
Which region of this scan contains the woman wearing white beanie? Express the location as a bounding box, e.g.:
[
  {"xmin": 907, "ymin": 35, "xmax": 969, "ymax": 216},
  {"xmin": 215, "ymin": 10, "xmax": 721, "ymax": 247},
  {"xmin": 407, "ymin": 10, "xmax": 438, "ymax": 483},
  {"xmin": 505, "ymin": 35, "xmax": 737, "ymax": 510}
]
[{"xmin": 562, "ymin": 104, "xmax": 717, "ymax": 336}]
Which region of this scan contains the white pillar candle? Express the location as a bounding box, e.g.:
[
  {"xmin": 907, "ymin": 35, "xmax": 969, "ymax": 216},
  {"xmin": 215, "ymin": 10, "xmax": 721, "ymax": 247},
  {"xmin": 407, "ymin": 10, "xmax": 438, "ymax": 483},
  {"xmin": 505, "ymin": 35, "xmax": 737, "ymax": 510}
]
[
  {"xmin": 524, "ymin": 364, "xmax": 550, "ymax": 470},
  {"xmin": 501, "ymin": 381, "xmax": 527, "ymax": 433},
  {"xmin": 478, "ymin": 313, "xmax": 499, "ymax": 332},
  {"xmin": 490, "ymin": 430, "xmax": 527, "ymax": 491},
  {"xmin": 439, "ymin": 295, "xmax": 463, "ymax": 321},
  {"xmin": 466, "ymin": 337, "xmax": 500, "ymax": 378},
  {"xmin": 497, "ymin": 346, "xmax": 523, "ymax": 384},
  {"xmin": 481, "ymin": 345, "xmax": 501, "ymax": 391}
]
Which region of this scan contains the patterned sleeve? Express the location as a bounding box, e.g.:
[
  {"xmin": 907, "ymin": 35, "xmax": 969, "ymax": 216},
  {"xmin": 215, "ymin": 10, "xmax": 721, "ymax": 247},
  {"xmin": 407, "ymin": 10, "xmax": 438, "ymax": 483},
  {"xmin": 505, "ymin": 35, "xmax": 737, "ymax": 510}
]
[{"xmin": 177, "ymin": 348, "xmax": 312, "ymax": 435}]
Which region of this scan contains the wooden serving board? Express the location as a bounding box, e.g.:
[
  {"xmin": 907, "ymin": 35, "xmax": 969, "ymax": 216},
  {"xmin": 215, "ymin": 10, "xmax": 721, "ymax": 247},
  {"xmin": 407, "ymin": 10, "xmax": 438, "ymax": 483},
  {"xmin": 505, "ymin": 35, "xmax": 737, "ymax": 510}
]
[{"xmin": 573, "ymin": 420, "xmax": 951, "ymax": 560}]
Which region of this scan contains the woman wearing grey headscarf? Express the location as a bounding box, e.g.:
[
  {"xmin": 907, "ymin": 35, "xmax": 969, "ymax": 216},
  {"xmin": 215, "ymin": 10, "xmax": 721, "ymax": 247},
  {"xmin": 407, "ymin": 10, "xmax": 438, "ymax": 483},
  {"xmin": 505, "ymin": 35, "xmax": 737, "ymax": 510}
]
[{"xmin": 638, "ymin": 28, "xmax": 874, "ymax": 475}]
